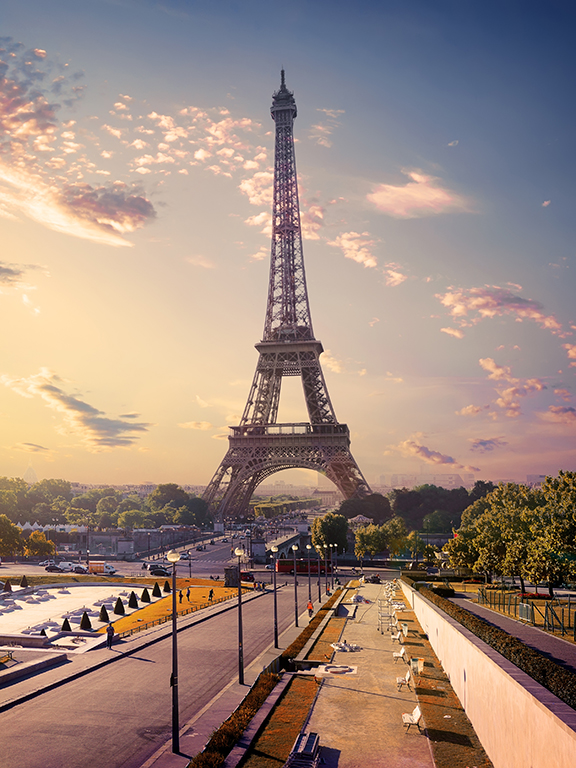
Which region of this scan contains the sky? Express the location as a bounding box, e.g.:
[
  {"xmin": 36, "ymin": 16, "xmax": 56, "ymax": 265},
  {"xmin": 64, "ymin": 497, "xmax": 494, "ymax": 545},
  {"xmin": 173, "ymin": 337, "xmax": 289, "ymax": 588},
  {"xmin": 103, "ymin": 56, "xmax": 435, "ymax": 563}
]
[{"xmin": 1, "ymin": 0, "xmax": 575, "ymax": 488}]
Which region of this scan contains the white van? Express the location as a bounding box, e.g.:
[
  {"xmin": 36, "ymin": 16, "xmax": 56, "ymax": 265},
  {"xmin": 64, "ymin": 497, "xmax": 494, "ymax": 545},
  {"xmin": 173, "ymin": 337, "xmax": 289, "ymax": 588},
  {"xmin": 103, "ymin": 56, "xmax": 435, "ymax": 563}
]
[{"xmin": 58, "ymin": 561, "xmax": 76, "ymax": 572}]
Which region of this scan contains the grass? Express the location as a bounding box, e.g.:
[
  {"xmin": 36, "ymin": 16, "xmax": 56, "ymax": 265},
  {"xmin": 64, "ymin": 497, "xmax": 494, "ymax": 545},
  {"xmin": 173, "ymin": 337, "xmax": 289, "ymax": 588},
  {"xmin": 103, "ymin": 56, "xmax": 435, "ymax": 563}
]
[
  {"xmin": 240, "ymin": 676, "xmax": 319, "ymax": 768},
  {"xmin": 305, "ymin": 617, "xmax": 346, "ymax": 662},
  {"xmin": 96, "ymin": 582, "xmax": 239, "ymax": 635}
]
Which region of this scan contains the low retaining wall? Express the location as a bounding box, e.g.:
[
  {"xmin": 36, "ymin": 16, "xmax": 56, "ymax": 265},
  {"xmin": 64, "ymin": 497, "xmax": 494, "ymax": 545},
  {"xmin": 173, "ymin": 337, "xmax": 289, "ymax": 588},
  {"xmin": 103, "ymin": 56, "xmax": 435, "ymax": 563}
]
[{"xmin": 401, "ymin": 581, "xmax": 576, "ymax": 768}]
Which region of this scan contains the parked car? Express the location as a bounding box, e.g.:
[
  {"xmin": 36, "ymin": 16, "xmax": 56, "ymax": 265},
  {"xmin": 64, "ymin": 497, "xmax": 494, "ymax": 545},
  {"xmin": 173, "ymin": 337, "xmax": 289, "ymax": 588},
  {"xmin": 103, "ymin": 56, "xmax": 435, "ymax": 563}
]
[
  {"xmin": 221, "ymin": 538, "xmax": 229, "ymax": 543},
  {"xmin": 149, "ymin": 566, "xmax": 171, "ymax": 577},
  {"xmin": 72, "ymin": 565, "xmax": 88, "ymax": 574},
  {"xmin": 45, "ymin": 564, "xmax": 64, "ymax": 572},
  {"xmin": 209, "ymin": 540, "xmax": 215, "ymax": 545},
  {"xmin": 39, "ymin": 559, "xmax": 56, "ymax": 567},
  {"xmin": 179, "ymin": 552, "xmax": 191, "ymax": 560}
]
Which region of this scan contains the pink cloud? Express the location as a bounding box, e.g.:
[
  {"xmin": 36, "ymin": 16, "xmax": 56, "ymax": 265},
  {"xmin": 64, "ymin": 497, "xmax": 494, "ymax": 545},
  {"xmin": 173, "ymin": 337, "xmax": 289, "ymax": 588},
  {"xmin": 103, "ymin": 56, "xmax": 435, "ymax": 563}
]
[
  {"xmin": 383, "ymin": 263, "xmax": 407, "ymax": 287},
  {"xmin": 393, "ymin": 439, "xmax": 480, "ymax": 472},
  {"xmin": 367, "ymin": 169, "xmax": 470, "ymax": 219},
  {"xmin": 469, "ymin": 437, "xmax": 507, "ymax": 453},
  {"xmin": 479, "ymin": 358, "xmax": 546, "ymax": 418},
  {"xmin": 326, "ymin": 231, "xmax": 378, "ymax": 268},
  {"xmin": 437, "ymin": 285, "xmax": 563, "ymax": 335},
  {"xmin": 540, "ymin": 406, "xmax": 576, "ymax": 424},
  {"xmin": 441, "ymin": 327, "xmax": 464, "ymax": 339},
  {"xmin": 456, "ymin": 405, "xmax": 488, "ymax": 416}
]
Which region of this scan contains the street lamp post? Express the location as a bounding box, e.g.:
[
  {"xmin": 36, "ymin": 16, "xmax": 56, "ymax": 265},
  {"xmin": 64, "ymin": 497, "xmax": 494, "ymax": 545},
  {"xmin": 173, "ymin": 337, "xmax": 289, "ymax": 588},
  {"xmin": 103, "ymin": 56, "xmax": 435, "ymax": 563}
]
[
  {"xmin": 166, "ymin": 549, "xmax": 181, "ymax": 754},
  {"xmin": 323, "ymin": 545, "xmax": 328, "ymax": 594},
  {"xmin": 271, "ymin": 545, "xmax": 279, "ymax": 648},
  {"xmin": 306, "ymin": 544, "xmax": 312, "ymax": 604},
  {"xmin": 235, "ymin": 547, "xmax": 245, "ymax": 685},
  {"xmin": 292, "ymin": 544, "xmax": 299, "ymax": 627},
  {"xmin": 86, "ymin": 549, "xmax": 90, "ymax": 572},
  {"xmin": 317, "ymin": 549, "xmax": 322, "ymax": 603},
  {"xmin": 330, "ymin": 545, "xmax": 335, "ymax": 590}
]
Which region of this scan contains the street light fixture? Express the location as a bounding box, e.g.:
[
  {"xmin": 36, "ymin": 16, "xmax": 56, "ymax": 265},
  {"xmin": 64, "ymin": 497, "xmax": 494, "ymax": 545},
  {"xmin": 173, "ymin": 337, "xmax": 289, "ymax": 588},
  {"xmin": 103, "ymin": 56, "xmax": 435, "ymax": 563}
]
[
  {"xmin": 330, "ymin": 545, "xmax": 335, "ymax": 590},
  {"xmin": 166, "ymin": 549, "xmax": 181, "ymax": 754},
  {"xmin": 271, "ymin": 545, "xmax": 279, "ymax": 648},
  {"xmin": 323, "ymin": 544, "xmax": 328, "ymax": 595},
  {"xmin": 235, "ymin": 547, "xmax": 245, "ymax": 685},
  {"xmin": 292, "ymin": 544, "xmax": 299, "ymax": 627},
  {"xmin": 306, "ymin": 544, "xmax": 312, "ymax": 604}
]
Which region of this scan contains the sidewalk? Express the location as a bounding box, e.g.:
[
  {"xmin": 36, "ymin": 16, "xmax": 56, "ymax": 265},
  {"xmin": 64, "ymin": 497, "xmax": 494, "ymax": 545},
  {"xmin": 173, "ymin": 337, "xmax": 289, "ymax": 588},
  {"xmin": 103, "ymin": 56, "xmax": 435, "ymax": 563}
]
[{"xmin": 451, "ymin": 593, "xmax": 576, "ymax": 673}]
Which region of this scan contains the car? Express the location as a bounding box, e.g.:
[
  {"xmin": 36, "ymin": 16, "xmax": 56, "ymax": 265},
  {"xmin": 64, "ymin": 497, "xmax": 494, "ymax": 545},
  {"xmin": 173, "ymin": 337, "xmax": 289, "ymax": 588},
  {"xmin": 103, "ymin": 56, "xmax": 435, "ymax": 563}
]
[
  {"xmin": 72, "ymin": 565, "xmax": 88, "ymax": 574},
  {"xmin": 221, "ymin": 538, "xmax": 228, "ymax": 543},
  {"xmin": 149, "ymin": 566, "xmax": 171, "ymax": 577},
  {"xmin": 265, "ymin": 564, "xmax": 274, "ymax": 570},
  {"xmin": 39, "ymin": 559, "xmax": 55, "ymax": 567},
  {"xmin": 45, "ymin": 564, "xmax": 64, "ymax": 572},
  {"xmin": 179, "ymin": 552, "xmax": 191, "ymax": 560},
  {"xmin": 209, "ymin": 540, "xmax": 215, "ymax": 545}
]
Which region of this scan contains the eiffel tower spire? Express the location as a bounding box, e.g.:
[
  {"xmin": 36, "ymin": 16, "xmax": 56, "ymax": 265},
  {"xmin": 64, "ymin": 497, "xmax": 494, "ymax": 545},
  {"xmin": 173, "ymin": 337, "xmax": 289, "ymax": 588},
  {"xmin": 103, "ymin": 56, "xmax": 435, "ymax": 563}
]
[{"xmin": 203, "ymin": 72, "xmax": 371, "ymax": 519}]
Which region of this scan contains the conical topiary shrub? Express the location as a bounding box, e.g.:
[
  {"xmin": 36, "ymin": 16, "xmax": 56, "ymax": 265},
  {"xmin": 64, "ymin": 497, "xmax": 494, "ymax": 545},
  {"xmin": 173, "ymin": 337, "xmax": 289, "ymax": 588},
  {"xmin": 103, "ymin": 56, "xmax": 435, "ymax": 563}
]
[
  {"xmin": 20, "ymin": 575, "xmax": 29, "ymax": 588},
  {"xmin": 99, "ymin": 605, "xmax": 110, "ymax": 623},
  {"xmin": 114, "ymin": 597, "xmax": 125, "ymax": 615},
  {"xmin": 3, "ymin": 579, "xmax": 12, "ymax": 592},
  {"xmin": 128, "ymin": 591, "xmax": 138, "ymax": 609},
  {"xmin": 152, "ymin": 582, "xmax": 162, "ymax": 598},
  {"xmin": 62, "ymin": 617, "xmax": 72, "ymax": 632},
  {"xmin": 163, "ymin": 580, "xmax": 171, "ymax": 593},
  {"xmin": 80, "ymin": 611, "xmax": 92, "ymax": 630},
  {"xmin": 40, "ymin": 628, "xmax": 47, "ymax": 636},
  {"xmin": 141, "ymin": 587, "xmax": 151, "ymax": 603}
]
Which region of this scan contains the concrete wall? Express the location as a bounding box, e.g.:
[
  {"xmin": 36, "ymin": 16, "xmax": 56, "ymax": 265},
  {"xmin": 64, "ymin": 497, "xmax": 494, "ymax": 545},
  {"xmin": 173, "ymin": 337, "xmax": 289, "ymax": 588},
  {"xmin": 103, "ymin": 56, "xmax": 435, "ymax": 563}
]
[{"xmin": 400, "ymin": 581, "xmax": 576, "ymax": 768}]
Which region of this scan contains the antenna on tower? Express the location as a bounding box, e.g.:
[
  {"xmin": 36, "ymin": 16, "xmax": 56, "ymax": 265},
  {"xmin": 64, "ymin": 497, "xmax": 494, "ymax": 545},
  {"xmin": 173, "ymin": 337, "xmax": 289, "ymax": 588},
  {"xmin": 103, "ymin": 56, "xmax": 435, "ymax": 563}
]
[{"xmin": 280, "ymin": 68, "xmax": 285, "ymax": 87}]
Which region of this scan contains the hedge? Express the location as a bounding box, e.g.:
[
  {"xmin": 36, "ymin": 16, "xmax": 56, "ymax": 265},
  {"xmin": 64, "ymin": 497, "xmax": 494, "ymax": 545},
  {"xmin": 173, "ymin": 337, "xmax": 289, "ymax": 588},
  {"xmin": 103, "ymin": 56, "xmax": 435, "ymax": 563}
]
[{"xmin": 405, "ymin": 578, "xmax": 576, "ymax": 710}]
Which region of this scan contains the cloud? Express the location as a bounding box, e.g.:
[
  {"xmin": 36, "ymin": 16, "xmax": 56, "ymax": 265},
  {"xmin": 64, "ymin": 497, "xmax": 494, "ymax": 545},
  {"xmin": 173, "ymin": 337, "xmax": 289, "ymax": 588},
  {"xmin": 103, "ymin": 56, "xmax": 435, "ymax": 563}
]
[
  {"xmin": 249, "ymin": 246, "xmax": 268, "ymax": 262},
  {"xmin": 383, "ymin": 263, "xmax": 407, "ymax": 287},
  {"xmin": 178, "ymin": 421, "xmax": 213, "ymax": 430},
  {"xmin": 326, "ymin": 231, "xmax": 378, "ymax": 268},
  {"xmin": 441, "ymin": 327, "xmax": 464, "ymax": 339},
  {"xmin": 320, "ymin": 350, "xmax": 343, "ymax": 373},
  {"xmin": 479, "ymin": 358, "xmax": 546, "ymax": 417},
  {"xmin": 195, "ymin": 395, "xmax": 209, "ymax": 408},
  {"xmin": 238, "ymin": 171, "xmax": 273, "ymax": 206},
  {"xmin": 469, "ymin": 437, "xmax": 507, "ymax": 453},
  {"xmin": 542, "ymin": 200, "xmax": 551, "ymax": 207},
  {"xmin": 1, "ymin": 368, "xmax": 151, "ymax": 450},
  {"xmin": 369, "ymin": 317, "xmax": 380, "ymax": 327},
  {"xmin": 436, "ymin": 284, "xmax": 563, "ymax": 335},
  {"xmin": 563, "ymin": 344, "xmax": 576, "ymax": 367},
  {"xmin": 14, "ymin": 442, "xmax": 51, "ymax": 453},
  {"xmin": 392, "ymin": 438, "xmax": 480, "ymax": 472},
  {"xmin": 367, "ymin": 169, "xmax": 470, "ymax": 218},
  {"xmin": 456, "ymin": 405, "xmax": 488, "ymax": 416},
  {"xmin": 0, "ymin": 261, "xmax": 43, "ymax": 289},
  {"xmin": 448, "ymin": 140, "xmax": 459, "ymax": 147},
  {"xmin": 554, "ymin": 388, "xmax": 572, "ymax": 401},
  {"xmin": 540, "ymin": 406, "xmax": 576, "ymax": 424},
  {"xmin": 300, "ymin": 201, "xmax": 324, "ymax": 240},
  {"xmin": 308, "ymin": 108, "xmax": 345, "ymax": 148},
  {"xmin": 185, "ymin": 255, "xmax": 216, "ymax": 269}
]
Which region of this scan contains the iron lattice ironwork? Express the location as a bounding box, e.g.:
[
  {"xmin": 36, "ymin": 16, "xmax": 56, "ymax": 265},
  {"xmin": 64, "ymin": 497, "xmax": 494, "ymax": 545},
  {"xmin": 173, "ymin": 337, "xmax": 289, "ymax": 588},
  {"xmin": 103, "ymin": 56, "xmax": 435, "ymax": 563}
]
[{"xmin": 204, "ymin": 71, "xmax": 371, "ymax": 518}]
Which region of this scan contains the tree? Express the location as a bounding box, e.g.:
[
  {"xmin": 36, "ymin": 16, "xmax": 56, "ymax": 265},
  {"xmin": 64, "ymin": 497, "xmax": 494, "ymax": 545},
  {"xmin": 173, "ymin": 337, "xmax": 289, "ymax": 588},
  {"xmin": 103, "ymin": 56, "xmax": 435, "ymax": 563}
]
[
  {"xmin": 24, "ymin": 531, "xmax": 55, "ymax": 558},
  {"xmin": 117, "ymin": 509, "xmax": 150, "ymax": 529},
  {"xmin": 146, "ymin": 484, "xmax": 190, "ymax": 512},
  {"xmin": 422, "ymin": 509, "xmax": 453, "ymax": 533},
  {"xmin": 339, "ymin": 493, "xmax": 392, "ymax": 524},
  {"xmin": 0, "ymin": 514, "xmax": 23, "ymax": 556},
  {"xmin": 26, "ymin": 478, "xmax": 72, "ymax": 506},
  {"xmin": 406, "ymin": 530, "xmax": 426, "ymax": 563},
  {"xmin": 0, "ymin": 490, "xmax": 18, "ymax": 522},
  {"xmin": 354, "ymin": 524, "xmax": 385, "ymax": 562},
  {"xmin": 96, "ymin": 496, "xmax": 120, "ymax": 520},
  {"xmin": 382, "ymin": 516, "xmax": 407, "ymax": 556},
  {"xmin": 311, "ymin": 513, "xmax": 348, "ymax": 555}
]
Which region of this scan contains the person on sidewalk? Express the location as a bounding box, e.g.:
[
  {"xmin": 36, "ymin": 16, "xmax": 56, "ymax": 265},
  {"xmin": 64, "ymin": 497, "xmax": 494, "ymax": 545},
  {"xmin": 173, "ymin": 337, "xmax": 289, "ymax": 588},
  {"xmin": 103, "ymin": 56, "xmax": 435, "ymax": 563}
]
[
  {"xmin": 208, "ymin": 588, "xmax": 214, "ymax": 601},
  {"xmin": 106, "ymin": 622, "xmax": 115, "ymax": 649},
  {"xmin": 307, "ymin": 600, "xmax": 314, "ymax": 618},
  {"xmin": 179, "ymin": 590, "xmax": 183, "ymax": 604},
  {"xmin": 186, "ymin": 587, "xmax": 191, "ymax": 601}
]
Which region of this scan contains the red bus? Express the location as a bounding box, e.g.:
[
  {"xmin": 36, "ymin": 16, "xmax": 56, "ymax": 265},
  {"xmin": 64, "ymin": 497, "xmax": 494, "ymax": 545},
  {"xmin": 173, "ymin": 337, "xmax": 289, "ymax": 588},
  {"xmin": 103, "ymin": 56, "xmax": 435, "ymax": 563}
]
[{"xmin": 275, "ymin": 558, "xmax": 332, "ymax": 575}]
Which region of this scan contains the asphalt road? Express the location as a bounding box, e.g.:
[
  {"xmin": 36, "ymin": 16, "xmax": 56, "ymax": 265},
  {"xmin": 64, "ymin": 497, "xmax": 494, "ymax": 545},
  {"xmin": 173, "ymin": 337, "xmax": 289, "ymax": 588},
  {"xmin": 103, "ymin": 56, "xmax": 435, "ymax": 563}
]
[{"xmin": 1, "ymin": 582, "xmax": 315, "ymax": 768}]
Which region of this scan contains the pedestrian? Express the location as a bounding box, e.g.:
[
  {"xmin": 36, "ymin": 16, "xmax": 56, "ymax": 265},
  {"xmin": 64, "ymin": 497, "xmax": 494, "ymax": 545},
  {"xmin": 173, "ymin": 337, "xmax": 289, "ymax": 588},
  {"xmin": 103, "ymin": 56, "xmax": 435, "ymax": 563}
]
[
  {"xmin": 307, "ymin": 600, "xmax": 313, "ymax": 617},
  {"xmin": 106, "ymin": 622, "xmax": 114, "ymax": 650},
  {"xmin": 208, "ymin": 588, "xmax": 214, "ymax": 601},
  {"xmin": 186, "ymin": 587, "xmax": 191, "ymax": 601},
  {"xmin": 179, "ymin": 590, "xmax": 183, "ymax": 604}
]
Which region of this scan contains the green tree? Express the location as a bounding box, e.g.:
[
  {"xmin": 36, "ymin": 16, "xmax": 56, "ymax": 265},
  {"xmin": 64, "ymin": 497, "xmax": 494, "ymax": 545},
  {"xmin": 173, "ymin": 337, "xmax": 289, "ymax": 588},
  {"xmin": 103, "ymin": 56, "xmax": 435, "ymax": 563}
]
[
  {"xmin": 311, "ymin": 513, "xmax": 348, "ymax": 555},
  {"xmin": 24, "ymin": 530, "xmax": 55, "ymax": 557},
  {"xmin": 382, "ymin": 516, "xmax": 407, "ymax": 556},
  {"xmin": 0, "ymin": 490, "xmax": 19, "ymax": 522},
  {"xmin": 354, "ymin": 523, "xmax": 385, "ymax": 562},
  {"xmin": 117, "ymin": 509, "xmax": 150, "ymax": 529},
  {"xmin": 0, "ymin": 514, "xmax": 23, "ymax": 556},
  {"xmin": 146, "ymin": 484, "xmax": 190, "ymax": 512},
  {"xmin": 26, "ymin": 478, "xmax": 72, "ymax": 506},
  {"xmin": 406, "ymin": 530, "xmax": 426, "ymax": 563}
]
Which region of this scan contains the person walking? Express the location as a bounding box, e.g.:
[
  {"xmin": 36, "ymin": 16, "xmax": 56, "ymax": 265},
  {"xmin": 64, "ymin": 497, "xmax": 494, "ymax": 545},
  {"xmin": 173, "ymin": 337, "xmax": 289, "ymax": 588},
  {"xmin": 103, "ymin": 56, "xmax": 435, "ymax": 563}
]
[
  {"xmin": 179, "ymin": 590, "xmax": 183, "ymax": 604},
  {"xmin": 208, "ymin": 588, "xmax": 214, "ymax": 601},
  {"xmin": 307, "ymin": 600, "xmax": 314, "ymax": 618},
  {"xmin": 106, "ymin": 622, "xmax": 115, "ymax": 649},
  {"xmin": 186, "ymin": 587, "xmax": 191, "ymax": 601}
]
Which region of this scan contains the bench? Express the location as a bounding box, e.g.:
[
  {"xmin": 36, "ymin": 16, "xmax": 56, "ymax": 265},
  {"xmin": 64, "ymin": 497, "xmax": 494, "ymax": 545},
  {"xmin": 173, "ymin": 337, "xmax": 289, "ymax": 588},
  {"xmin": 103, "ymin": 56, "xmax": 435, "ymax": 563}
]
[
  {"xmin": 393, "ymin": 646, "xmax": 407, "ymax": 663},
  {"xmin": 402, "ymin": 704, "xmax": 422, "ymax": 732},
  {"xmin": 0, "ymin": 650, "xmax": 15, "ymax": 664},
  {"xmin": 396, "ymin": 669, "xmax": 411, "ymax": 691}
]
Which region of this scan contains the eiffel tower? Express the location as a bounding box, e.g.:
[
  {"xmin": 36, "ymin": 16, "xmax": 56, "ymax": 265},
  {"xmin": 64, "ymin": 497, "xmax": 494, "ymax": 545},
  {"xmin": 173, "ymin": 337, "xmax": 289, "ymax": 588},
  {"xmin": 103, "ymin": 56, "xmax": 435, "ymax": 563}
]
[{"xmin": 203, "ymin": 71, "xmax": 371, "ymax": 519}]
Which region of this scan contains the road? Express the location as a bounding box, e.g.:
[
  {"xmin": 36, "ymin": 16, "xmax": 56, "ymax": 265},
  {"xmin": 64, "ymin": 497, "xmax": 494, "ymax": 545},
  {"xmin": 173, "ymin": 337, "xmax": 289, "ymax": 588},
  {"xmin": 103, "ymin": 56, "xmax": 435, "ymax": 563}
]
[{"xmin": 1, "ymin": 582, "xmax": 315, "ymax": 768}]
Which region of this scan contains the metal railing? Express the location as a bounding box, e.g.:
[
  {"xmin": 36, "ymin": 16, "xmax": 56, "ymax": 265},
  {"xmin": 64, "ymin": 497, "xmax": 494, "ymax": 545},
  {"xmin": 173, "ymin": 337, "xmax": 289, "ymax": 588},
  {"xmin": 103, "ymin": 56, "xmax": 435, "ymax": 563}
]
[{"xmin": 477, "ymin": 586, "xmax": 576, "ymax": 640}]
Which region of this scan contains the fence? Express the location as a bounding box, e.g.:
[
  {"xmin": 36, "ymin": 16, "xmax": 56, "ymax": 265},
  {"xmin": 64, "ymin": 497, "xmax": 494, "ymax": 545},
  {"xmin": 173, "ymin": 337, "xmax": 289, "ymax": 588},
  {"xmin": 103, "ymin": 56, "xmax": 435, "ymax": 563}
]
[{"xmin": 477, "ymin": 586, "xmax": 576, "ymax": 640}]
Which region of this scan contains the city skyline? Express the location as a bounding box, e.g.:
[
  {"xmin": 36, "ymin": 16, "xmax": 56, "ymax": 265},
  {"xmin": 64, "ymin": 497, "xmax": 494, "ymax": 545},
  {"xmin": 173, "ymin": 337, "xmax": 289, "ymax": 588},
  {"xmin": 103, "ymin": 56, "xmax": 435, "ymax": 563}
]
[{"xmin": 1, "ymin": 1, "xmax": 575, "ymax": 487}]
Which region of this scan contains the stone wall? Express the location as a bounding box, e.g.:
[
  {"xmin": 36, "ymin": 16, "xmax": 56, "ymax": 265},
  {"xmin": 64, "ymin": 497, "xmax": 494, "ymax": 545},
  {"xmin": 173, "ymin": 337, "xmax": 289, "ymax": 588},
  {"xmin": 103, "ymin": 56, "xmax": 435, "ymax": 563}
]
[{"xmin": 400, "ymin": 581, "xmax": 576, "ymax": 768}]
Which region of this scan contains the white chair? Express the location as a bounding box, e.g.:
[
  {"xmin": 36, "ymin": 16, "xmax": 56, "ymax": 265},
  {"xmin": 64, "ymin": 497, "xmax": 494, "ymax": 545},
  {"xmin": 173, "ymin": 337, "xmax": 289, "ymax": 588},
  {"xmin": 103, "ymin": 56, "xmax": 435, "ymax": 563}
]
[
  {"xmin": 402, "ymin": 704, "xmax": 422, "ymax": 732},
  {"xmin": 396, "ymin": 669, "xmax": 411, "ymax": 691},
  {"xmin": 390, "ymin": 631, "xmax": 402, "ymax": 644},
  {"xmin": 393, "ymin": 646, "xmax": 407, "ymax": 663}
]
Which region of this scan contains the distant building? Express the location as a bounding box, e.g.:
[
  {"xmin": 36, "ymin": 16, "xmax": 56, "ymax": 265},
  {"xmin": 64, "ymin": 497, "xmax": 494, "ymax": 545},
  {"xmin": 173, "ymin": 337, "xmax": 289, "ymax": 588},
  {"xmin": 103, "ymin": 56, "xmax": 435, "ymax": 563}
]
[
  {"xmin": 388, "ymin": 473, "xmax": 475, "ymax": 490},
  {"xmin": 526, "ymin": 474, "xmax": 547, "ymax": 488}
]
